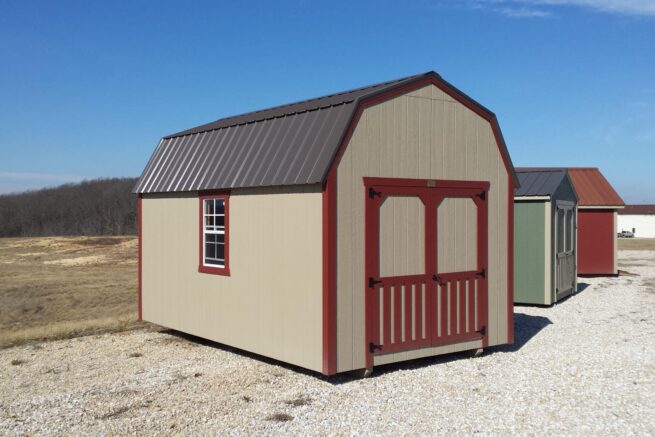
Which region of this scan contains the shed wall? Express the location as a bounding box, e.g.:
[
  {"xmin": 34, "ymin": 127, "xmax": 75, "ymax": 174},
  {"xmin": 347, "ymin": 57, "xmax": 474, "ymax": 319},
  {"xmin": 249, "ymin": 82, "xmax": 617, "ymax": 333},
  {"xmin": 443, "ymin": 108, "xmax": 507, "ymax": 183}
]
[
  {"xmin": 335, "ymin": 84, "xmax": 510, "ymax": 372},
  {"xmin": 141, "ymin": 186, "xmax": 324, "ymax": 372},
  {"xmin": 513, "ymin": 201, "xmax": 548, "ymax": 305},
  {"xmin": 577, "ymin": 209, "xmax": 617, "ymax": 275}
]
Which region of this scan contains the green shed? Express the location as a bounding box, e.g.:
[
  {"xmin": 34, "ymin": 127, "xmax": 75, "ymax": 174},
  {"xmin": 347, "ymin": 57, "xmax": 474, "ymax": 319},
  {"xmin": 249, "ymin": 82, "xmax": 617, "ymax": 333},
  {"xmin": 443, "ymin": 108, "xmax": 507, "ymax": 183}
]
[{"xmin": 514, "ymin": 168, "xmax": 579, "ymax": 305}]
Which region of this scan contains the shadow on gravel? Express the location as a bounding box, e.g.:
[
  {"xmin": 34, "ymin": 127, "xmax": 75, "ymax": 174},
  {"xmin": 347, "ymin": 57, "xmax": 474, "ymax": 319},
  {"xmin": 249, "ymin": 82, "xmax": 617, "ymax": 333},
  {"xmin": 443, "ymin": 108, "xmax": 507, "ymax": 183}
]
[
  {"xmin": 491, "ymin": 313, "xmax": 552, "ymax": 354},
  {"xmin": 157, "ymin": 313, "xmax": 552, "ymax": 384},
  {"xmin": 577, "ymin": 282, "xmax": 590, "ymax": 293}
]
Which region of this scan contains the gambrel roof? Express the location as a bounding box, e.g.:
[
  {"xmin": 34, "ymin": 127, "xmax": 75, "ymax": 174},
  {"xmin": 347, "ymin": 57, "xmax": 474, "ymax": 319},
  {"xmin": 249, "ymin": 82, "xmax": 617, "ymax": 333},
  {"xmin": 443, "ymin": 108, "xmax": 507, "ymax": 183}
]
[{"xmin": 134, "ymin": 71, "xmax": 517, "ymax": 194}]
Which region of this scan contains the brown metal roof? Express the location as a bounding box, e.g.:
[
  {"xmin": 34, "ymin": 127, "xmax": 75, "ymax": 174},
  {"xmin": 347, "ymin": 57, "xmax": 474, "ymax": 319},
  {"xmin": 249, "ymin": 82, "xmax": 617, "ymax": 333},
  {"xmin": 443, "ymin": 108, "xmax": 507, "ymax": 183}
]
[
  {"xmin": 567, "ymin": 168, "xmax": 624, "ymax": 207},
  {"xmin": 619, "ymin": 204, "xmax": 655, "ymax": 215},
  {"xmin": 134, "ymin": 71, "xmax": 516, "ymax": 194}
]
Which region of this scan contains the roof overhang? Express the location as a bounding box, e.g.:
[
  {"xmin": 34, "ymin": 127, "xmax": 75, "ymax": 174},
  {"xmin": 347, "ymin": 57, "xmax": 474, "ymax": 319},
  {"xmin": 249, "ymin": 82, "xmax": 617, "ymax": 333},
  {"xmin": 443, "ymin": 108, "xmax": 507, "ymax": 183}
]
[
  {"xmin": 579, "ymin": 205, "xmax": 625, "ymax": 210},
  {"xmin": 514, "ymin": 196, "xmax": 550, "ymax": 201}
]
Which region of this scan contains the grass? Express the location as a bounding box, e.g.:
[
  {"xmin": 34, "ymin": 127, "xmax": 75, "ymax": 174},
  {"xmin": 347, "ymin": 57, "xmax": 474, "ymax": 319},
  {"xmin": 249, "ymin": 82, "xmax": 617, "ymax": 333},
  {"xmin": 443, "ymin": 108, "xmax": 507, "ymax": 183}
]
[
  {"xmin": 0, "ymin": 236, "xmax": 142, "ymax": 348},
  {"xmin": 618, "ymin": 238, "xmax": 655, "ymax": 251}
]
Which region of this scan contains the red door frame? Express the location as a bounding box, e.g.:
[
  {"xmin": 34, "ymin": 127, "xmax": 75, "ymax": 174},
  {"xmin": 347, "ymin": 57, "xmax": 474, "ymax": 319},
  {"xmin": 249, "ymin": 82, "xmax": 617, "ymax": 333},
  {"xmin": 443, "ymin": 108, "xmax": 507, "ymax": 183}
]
[{"xmin": 363, "ymin": 177, "xmax": 489, "ymax": 369}]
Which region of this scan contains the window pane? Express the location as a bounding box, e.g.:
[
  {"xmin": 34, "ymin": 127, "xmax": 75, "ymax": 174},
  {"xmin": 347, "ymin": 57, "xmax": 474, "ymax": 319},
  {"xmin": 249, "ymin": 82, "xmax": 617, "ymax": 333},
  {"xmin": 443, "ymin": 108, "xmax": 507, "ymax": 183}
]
[
  {"xmin": 205, "ymin": 216, "xmax": 214, "ymax": 228},
  {"xmin": 216, "ymin": 233, "xmax": 224, "ymax": 244},
  {"xmin": 216, "ymin": 242, "xmax": 224, "ymax": 261},
  {"xmin": 205, "ymin": 242, "xmax": 215, "ymax": 260},
  {"xmin": 216, "ymin": 216, "xmax": 224, "ymax": 228},
  {"xmin": 566, "ymin": 211, "xmax": 573, "ymax": 252},
  {"xmin": 205, "ymin": 199, "xmax": 214, "ymax": 215},
  {"xmin": 557, "ymin": 209, "xmax": 565, "ymax": 253},
  {"xmin": 215, "ymin": 199, "xmax": 224, "ymax": 214}
]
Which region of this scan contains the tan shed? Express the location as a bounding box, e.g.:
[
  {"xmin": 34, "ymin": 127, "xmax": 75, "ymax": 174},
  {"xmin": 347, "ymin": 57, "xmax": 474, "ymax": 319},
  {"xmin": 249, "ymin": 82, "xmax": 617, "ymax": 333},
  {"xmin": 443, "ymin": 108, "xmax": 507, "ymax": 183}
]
[{"xmin": 134, "ymin": 71, "xmax": 518, "ymax": 375}]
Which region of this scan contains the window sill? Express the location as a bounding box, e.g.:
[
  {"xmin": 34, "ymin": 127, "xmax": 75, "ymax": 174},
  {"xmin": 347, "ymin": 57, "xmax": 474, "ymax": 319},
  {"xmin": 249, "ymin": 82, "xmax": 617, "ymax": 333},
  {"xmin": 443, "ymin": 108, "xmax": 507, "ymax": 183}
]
[{"xmin": 198, "ymin": 265, "xmax": 231, "ymax": 276}]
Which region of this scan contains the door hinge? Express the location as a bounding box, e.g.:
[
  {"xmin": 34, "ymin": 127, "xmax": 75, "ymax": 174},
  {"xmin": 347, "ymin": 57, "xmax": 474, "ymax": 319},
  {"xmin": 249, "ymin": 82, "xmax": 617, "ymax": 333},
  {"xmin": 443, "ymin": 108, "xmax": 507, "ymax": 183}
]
[
  {"xmin": 368, "ymin": 187, "xmax": 382, "ymax": 199},
  {"xmin": 477, "ymin": 191, "xmax": 486, "ymax": 201},
  {"xmin": 368, "ymin": 277, "xmax": 382, "ymax": 288},
  {"xmin": 476, "ymin": 325, "xmax": 486, "ymax": 336},
  {"xmin": 369, "ymin": 342, "xmax": 383, "ymax": 353},
  {"xmin": 476, "ymin": 269, "xmax": 486, "ymax": 278},
  {"xmin": 432, "ymin": 274, "xmax": 443, "ymax": 285}
]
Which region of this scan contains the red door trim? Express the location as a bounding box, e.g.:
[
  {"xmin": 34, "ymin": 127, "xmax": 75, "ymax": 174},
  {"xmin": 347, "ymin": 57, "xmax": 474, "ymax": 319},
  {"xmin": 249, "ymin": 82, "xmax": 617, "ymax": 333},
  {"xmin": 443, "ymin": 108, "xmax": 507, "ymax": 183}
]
[
  {"xmin": 138, "ymin": 195, "xmax": 143, "ymax": 321},
  {"xmin": 364, "ymin": 178, "xmax": 489, "ymax": 365},
  {"xmin": 364, "ymin": 177, "xmax": 490, "ymax": 191}
]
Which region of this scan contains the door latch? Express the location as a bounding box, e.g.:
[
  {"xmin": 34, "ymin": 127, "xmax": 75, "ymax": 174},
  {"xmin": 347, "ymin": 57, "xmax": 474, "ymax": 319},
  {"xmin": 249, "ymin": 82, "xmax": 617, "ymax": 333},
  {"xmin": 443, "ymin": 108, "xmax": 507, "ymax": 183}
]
[
  {"xmin": 369, "ymin": 342, "xmax": 383, "ymax": 353},
  {"xmin": 368, "ymin": 277, "xmax": 382, "ymax": 288}
]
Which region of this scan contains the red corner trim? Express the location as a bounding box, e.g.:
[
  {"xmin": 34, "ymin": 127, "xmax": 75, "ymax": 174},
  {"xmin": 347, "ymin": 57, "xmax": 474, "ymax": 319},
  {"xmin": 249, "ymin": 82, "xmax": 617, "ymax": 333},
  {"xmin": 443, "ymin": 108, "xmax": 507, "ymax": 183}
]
[
  {"xmin": 507, "ymin": 178, "xmax": 515, "ymax": 344},
  {"xmin": 322, "ymin": 170, "xmax": 337, "ymax": 375},
  {"xmin": 137, "ymin": 195, "xmax": 143, "ymax": 321},
  {"xmin": 198, "ymin": 192, "xmax": 231, "ymax": 276}
]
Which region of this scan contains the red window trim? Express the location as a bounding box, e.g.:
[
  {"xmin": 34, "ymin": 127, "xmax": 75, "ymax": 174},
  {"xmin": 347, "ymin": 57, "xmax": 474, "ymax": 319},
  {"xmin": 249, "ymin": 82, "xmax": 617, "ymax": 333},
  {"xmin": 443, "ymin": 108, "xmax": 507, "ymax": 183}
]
[{"xmin": 198, "ymin": 192, "xmax": 230, "ymax": 276}]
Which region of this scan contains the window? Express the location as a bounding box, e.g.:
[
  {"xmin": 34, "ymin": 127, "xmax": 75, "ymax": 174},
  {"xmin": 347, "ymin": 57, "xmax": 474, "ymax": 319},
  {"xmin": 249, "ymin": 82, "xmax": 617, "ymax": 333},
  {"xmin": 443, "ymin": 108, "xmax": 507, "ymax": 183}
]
[{"xmin": 199, "ymin": 194, "xmax": 230, "ymax": 275}]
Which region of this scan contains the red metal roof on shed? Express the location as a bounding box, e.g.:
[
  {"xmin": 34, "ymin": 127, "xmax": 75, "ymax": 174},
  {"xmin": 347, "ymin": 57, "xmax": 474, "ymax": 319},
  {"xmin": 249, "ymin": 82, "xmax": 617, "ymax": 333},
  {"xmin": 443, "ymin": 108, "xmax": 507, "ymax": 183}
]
[
  {"xmin": 619, "ymin": 204, "xmax": 655, "ymax": 215},
  {"xmin": 568, "ymin": 168, "xmax": 624, "ymax": 207}
]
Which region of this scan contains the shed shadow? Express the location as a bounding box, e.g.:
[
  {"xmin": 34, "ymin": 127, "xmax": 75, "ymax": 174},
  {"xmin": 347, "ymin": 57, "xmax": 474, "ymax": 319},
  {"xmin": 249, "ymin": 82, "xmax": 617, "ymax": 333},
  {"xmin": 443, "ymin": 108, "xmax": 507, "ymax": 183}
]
[
  {"xmin": 577, "ymin": 282, "xmax": 590, "ymax": 293},
  {"xmin": 155, "ymin": 313, "xmax": 552, "ymax": 384},
  {"xmin": 491, "ymin": 313, "xmax": 552, "ymax": 353}
]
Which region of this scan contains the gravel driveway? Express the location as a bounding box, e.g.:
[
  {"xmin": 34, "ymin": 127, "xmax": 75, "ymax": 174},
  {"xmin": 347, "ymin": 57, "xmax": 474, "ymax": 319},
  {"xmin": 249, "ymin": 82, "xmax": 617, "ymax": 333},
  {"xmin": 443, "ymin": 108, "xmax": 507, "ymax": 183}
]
[{"xmin": 2, "ymin": 250, "xmax": 654, "ymax": 435}]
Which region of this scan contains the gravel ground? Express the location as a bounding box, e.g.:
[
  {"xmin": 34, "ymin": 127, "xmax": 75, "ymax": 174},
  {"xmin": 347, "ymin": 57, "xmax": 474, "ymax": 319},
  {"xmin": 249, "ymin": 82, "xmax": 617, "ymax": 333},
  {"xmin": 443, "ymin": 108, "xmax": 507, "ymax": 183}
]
[{"xmin": 2, "ymin": 250, "xmax": 654, "ymax": 436}]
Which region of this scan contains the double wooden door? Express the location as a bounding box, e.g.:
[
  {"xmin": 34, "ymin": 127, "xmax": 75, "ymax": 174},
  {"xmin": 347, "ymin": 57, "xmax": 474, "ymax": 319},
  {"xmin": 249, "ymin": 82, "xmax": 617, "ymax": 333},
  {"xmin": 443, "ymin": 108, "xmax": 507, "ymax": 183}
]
[{"xmin": 364, "ymin": 178, "xmax": 489, "ymax": 366}]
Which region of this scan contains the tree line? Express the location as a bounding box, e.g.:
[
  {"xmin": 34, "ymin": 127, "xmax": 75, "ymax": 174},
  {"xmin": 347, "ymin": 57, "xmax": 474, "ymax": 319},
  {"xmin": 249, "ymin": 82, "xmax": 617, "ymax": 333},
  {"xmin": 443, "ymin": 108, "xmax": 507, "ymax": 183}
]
[{"xmin": 0, "ymin": 178, "xmax": 139, "ymax": 237}]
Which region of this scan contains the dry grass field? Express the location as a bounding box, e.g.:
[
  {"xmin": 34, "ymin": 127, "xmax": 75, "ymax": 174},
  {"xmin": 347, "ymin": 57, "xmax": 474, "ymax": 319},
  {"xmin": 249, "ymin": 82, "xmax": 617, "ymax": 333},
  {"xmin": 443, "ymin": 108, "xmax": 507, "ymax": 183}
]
[
  {"xmin": 618, "ymin": 237, "xmax": 655, "ymax": 251},
  {"xmin": 0, "ymin": 236, "xmax": 141, "ymax": 348}
]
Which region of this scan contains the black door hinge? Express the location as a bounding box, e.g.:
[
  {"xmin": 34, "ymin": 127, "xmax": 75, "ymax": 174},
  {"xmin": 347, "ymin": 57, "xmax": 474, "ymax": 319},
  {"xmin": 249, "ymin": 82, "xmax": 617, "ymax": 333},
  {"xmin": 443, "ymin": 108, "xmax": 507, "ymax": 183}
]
[
  {"xmin": 369, "ymin": 342, "xmax": 383, "ymax": 353},
  {"xmin": 476, "ymin": 325, "xmax": 486, "ymax": 336},
  {"xmin": 476, "ymin": 269, "xmax": 486, "ymax": 278},
  {"xmin": 369, "ymin": 277, "xmax": 382, "ymax": 288},
  {"xmin": 369, "ymin": 187, "xmax": 382, "ymax": 199},
  {"xmin": 432, "ymin": 274, "xmax": 443, "ymax": 285},
  {"xmin": 477, "ymin": 191, "xmax": 486, "ymax": 201}
]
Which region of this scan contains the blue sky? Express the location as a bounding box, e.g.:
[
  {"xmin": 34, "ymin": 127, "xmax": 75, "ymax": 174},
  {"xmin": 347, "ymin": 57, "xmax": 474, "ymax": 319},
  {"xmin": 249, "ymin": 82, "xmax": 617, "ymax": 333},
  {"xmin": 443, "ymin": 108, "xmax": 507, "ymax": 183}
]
[{"xmin": 1, "ymin": 0, "xmax": 654, "ymax": 201}]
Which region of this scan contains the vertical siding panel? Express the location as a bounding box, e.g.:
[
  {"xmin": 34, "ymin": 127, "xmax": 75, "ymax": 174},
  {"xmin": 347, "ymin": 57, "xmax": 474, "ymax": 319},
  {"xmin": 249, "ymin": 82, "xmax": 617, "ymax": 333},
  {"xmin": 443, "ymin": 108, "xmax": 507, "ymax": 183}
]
[
  {"xmin": 417, "ymin": 96, "xmax": 432, "ymax": 179},
  {"xmin": 336, "ymin": 85, "xmax": 510, "ymax": 371}
]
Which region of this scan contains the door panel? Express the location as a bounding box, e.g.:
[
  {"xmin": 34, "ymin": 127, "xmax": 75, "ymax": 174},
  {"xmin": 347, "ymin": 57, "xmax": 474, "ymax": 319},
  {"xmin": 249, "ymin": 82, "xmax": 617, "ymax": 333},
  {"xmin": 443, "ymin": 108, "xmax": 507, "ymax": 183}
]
[
  {"xmin": 379, "ymin": 196, "xmax": 425, "ymax": 277},
  {"xmin": 555, "ymin": 203, "xmax": 576, "ymax": 298},
  {"xmin": 437, "ymin": 197, "xmax": 478, "ymax": 274},
  {"xmin": 364, "ymin": 178, "xmax": 489, "ymax": 367}
]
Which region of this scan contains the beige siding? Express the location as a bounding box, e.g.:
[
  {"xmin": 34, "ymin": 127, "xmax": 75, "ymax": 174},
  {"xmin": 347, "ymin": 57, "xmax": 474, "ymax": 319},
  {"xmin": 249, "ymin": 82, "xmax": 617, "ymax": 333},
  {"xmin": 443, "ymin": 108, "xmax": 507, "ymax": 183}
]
[
  {"xmin": 141, "ymin": 185, "xmax": 323, "ymax": 372},
  {"xmin": 437, "ymin": 198, "xmax": 477, "ymax": 274},
  {"xmin": 336, "ymin": 84, "xmax": 509, "ymax": 372},
  {"xmin": 379, "ymin": 196, "xmax": 425, "ymax": 277}
]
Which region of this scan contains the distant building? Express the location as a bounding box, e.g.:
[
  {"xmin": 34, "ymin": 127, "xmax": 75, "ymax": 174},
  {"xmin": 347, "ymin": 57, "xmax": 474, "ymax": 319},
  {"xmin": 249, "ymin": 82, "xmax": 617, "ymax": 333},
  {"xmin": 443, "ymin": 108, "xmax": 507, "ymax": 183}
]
[
  {"xmin": 568, "ymin": 168, "xmax": 624, "ymax": 276},
  {"xmin": 618, "ymin": 205, "xmax": 655, "ymax": 238}
]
